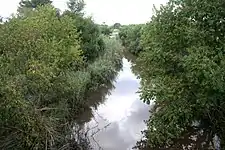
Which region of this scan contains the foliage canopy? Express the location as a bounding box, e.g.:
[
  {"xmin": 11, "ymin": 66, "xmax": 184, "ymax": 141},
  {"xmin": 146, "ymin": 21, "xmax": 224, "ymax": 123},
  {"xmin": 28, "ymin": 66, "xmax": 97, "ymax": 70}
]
[
  {"xmin": 119, "ymin": 24, "xmax": 144, "ymax": 55},
  {"xmin": 0, "ymin": 1, "xmax": 122, "ymax": 149},
  {"xmin": 118, "ymin": 0, "xmax": 225, "ymax": 149}
]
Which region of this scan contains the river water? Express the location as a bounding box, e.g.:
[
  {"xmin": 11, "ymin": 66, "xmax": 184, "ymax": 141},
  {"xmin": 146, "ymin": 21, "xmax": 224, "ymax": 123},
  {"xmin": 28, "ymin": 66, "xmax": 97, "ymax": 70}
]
[
  {"xmin": 79, "ymin": 57, "xmax": 217, "ymax": 150},
  {"xmin": 85, "ymin": 58, "xmax": 149, "ymax": 150}
]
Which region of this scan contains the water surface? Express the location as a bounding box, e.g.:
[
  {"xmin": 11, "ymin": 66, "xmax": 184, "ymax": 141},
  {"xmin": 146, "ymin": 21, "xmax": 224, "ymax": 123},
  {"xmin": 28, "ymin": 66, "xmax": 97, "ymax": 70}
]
[{"xmin": 86, "ymin": 58, "xmax": 149, "ymax": 150}]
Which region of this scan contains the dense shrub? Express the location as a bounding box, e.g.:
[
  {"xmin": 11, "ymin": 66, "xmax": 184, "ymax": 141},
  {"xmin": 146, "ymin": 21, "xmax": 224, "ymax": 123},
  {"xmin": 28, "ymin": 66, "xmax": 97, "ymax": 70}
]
[
  {"xmin": 119, "ymin": 24, "xmax": 144, "ymax": 55},
  {"xmin": 63, "ymin": 11, "xmax": 105, "ymax": 62},
  {"xmin": 98, "ymin": 24, "xmax": 112, "ymax": 36},
  {"xmin": 0, "ymin": 4, "xmax": 122, "ymax": 149},
  {"xmin": 133, "ymin": 0, "xmax": 225, "ymax": 149},
  {"xmin": 86, "ymin": 36, "xmax": 123, "ymax": 99},
  {"xmin": 0, "ymin": 5, "xmax": 84, "ymax": 149}
]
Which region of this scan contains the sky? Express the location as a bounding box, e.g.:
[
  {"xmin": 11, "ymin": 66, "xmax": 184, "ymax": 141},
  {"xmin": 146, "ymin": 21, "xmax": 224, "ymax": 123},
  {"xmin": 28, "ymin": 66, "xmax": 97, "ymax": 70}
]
[{"xmin": 0, "ymin": 0, "xmax": 167, "ymax": 25}]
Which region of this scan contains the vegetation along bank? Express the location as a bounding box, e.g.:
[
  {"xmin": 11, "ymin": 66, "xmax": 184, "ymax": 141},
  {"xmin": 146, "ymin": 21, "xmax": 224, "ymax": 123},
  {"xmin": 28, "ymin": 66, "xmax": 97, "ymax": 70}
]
[
  {"xmin": 0, "ymin": 0, "xmax": 122, "ymax": 149},
  {"xmin": 119, "ymin": 0, "xmax": 225, "ymax": 149},
  {"xmin": 2, "ymin": 0, "xmax": 225, "ymax": 149}
]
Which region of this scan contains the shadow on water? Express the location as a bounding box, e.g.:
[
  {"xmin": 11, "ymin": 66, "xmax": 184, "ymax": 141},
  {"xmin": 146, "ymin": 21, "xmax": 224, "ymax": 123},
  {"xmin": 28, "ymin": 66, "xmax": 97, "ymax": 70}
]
[
  {"xmin": 123, "ymin": 50, "xmax": 142, "ymax": 79},
  {"xmin": 123, "ymin": 50, "xmax": 137, "ymax": 64},
  {"xmin": 68, "ymin": 63, "xmax": 122, "ymax": 150},
  {"xmin": 76, "ymin": 80, "xmax": 116, "ymax": 125},
  {"xmin": 78, "ymin": 57, "xmax": 150, "ymax": 150},
  {"xmin": 123, "ymin": 53, "xmax": 218, "ymax": 150},
  {"xmin": 74, "ymin": 52, "xmax": 217, "ymax": 150},
  {"xmin": 135, "ymin": 126, "xmax": 217, "ymax": 150}
]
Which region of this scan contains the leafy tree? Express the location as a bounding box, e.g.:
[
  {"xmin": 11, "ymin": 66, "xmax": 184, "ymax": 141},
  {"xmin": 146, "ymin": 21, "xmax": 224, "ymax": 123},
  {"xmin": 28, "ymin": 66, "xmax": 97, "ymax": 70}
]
[
  {"xmin": 113, "ymin": 22, "xmax": 121, "ymax": 29},
  {"xmin": 67, "ymin": 0, "xmax": 85, "ymax": 14},
  {"xmin": 63, "ymin": 1, "xmax": 105, "ymax": 62},
  {"xmin": 18, "ymin": 0, "xmax": 52, "ymax": 15},
  {"xmin": 19, "ymin": 0, "xmax": 52, "ymax": 9},
  {"xmin": 119, "ymin": 24, "xmax": 144, "ymax": 55},
  {"xmin": 0, "ymin": 5, "xmax": 84, "ymax": 149},
  {"xmin": 0, "ymin": 1, "xmax": 123, "ymax": 150},
  {"xmin": 99, "ymin": 24, "xmax": 112, "ymax": 36},
  {"xmin": 132, "ymin": 0, "xmax": 225, "ymax": 149}
]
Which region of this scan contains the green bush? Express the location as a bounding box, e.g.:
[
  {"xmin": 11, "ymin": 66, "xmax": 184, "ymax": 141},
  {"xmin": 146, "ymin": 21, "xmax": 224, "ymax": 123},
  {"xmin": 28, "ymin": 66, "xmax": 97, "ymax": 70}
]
[
  {"xmin": 0, "ymin": 5, "xmax": 123, "ymax": 149},
  {"xmin": 119, "ymin": 24, "xmax": 144, "ymax": 55},
  {"xmin": 0, "ymin": 5, "xmax": 84, "ymax": 149},
  {"xmin": 63, "ymin": 11, "xmax": 105, "ymax": 62},
  {"xmin": 134, "ymin": 0, "xmax": 225, "ymax": 149},
  {"xmin": 87, "ymin": 36, "xmax": 122, "ymax": 94}
]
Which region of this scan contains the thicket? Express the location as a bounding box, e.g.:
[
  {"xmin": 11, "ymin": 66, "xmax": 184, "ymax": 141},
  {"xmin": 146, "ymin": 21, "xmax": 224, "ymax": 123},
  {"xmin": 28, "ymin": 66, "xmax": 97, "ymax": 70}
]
[
  {"xmin": 119, "ymin": 24, "xmax": 144, "ymax": 55},
  {"xmin": 98, "ymin": 24, "xmax": 112, "ymax": 36},
  {"xmin": 119, "ymin": 0, "xmax": 225, "ymax": 149},
  {"xmin": 0, "ymin": 0, "xmax": 122, "ymax": 149},
  {"xmin": 62, "ymin": 12, "xmax": 105, "ymax": 63}
]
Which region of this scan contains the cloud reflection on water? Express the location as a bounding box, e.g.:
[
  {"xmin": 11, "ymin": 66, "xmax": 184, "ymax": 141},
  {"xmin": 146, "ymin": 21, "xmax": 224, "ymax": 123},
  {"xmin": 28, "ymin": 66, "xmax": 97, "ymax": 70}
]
[{"xmin": 87, "ymin": 58, "xmax": 150, "ymax": 150}]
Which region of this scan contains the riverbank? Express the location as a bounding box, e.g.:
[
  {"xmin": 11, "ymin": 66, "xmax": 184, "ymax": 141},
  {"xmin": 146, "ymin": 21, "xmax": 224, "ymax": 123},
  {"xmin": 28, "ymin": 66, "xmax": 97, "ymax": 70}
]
[
  {"xmin": 119, "ymin": 0, "xmax": 225, "ymax": 149},
  {"xmin": 0, "ymin": 5, "xmax": 123, "ymax": 148},
  {"xmin": 63, "ymin": 36, "xmax": 123, "ymax": 149},
  {"xmin": 73, "ymin": 36, "xmax": 123, "ymax": 123}
]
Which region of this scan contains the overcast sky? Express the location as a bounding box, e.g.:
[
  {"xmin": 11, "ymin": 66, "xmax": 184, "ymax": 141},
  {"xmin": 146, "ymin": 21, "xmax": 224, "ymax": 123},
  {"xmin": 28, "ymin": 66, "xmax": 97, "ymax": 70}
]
[{"xmin": 0, "ymin": 0, "xmax": 167, "ymax": 25}]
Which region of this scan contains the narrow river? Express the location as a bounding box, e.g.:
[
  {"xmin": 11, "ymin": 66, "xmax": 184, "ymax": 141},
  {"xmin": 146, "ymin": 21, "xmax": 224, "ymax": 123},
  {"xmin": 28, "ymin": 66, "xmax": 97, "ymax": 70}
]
[
  {"xmin": 78, "ymin": 57, "xmax": 219, "ymax": 150},
  {"xmin": 85, "ymin": 58, "xmax": 149, "ymax": 150}
]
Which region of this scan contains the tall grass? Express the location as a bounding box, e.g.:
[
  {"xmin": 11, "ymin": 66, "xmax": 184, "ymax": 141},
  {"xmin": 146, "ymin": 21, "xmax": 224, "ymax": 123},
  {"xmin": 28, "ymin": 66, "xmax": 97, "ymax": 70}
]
[{"xmin": 57, "ymin": 36, "xmax": 123, "ymax": 150}]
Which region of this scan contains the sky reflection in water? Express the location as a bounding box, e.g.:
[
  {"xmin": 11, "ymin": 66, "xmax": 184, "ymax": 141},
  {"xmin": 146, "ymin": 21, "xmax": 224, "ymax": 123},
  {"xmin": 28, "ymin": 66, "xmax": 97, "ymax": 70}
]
[{"xmin": 86, "ymin": 58, "xmax": 150, "ymax": 150}]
